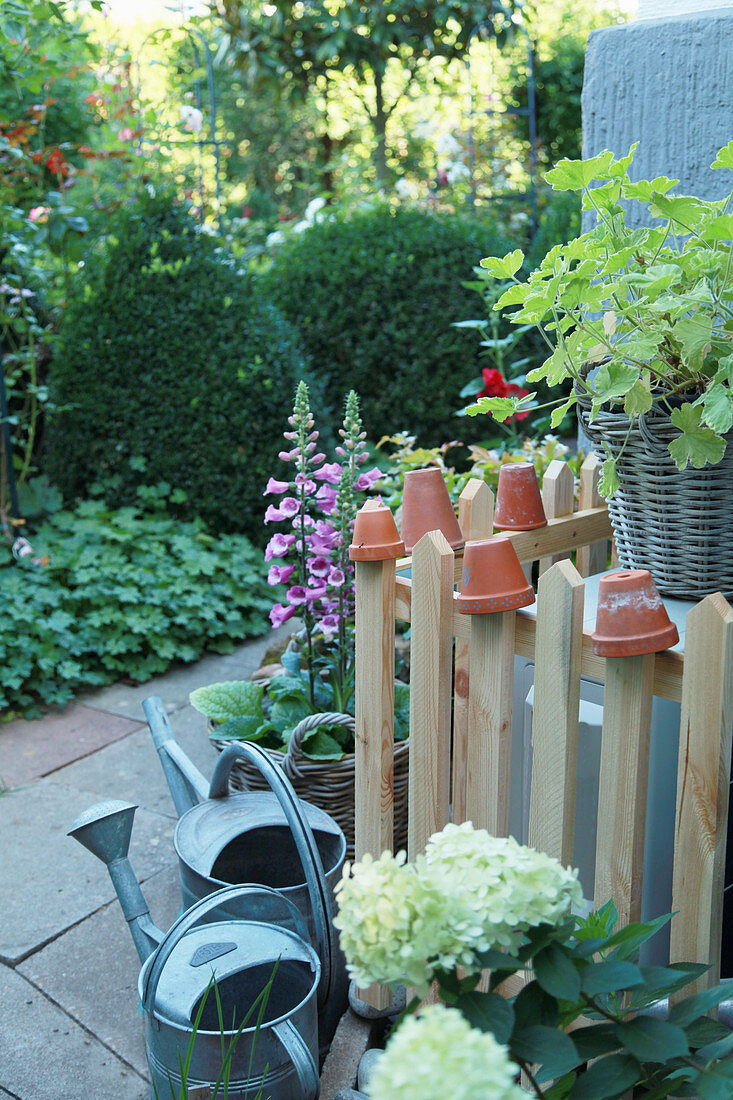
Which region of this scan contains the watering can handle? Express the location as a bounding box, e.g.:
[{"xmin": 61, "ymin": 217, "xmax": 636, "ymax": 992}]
[
  {"xmin": 140, "ymin": 884, "xmax": 305, "ymax": 1019},
  {"xmin": 273, "ymin": 1019, "xmax": 320, "ymax": 1100},
  {"xmin": 208, "ymin": 741, "xmax": 335, "ymax": 1012}
]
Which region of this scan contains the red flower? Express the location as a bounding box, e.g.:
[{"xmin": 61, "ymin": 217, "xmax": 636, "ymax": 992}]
[
  {"xmin": 45, "ymin": 148, "xmax": 69, "ymax": 176},
  {"xmin": 506, "ymin": 382, "xmax": 530, "ymax": 420},
  {"xmin": 477, "ymin": 368, "xmax": 509, "ymax": 399}
]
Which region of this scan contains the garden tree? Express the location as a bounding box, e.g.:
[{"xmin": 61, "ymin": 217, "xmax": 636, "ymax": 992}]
[{"xmin": 211, "ymin": 0, "xmax": 520, "ymax": 187}]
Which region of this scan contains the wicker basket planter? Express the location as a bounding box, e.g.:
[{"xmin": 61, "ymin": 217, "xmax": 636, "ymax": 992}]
[
  {"xmin": 212, "ymin": 711, "xmax": 409, "ymax": 860},
  {"xmin": 577, "ymin": 389, "xmax": 733, "ymax": 600}
]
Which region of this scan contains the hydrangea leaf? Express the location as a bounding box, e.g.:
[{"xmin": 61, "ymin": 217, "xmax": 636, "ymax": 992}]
[
  {"xmin": 479, "ymin": 249, "xmax": 524, "ymax": 279},
  {"xmin": 614, "ymin": 1017, "xmax": 689, "ymax": 1063},
  {"xmin": 189, "ymin": 679, "xmax": 264, "ymax": 721},
  {"xmin": 669, "ymin": 403, "xmax": 727, "ymax": 469}
]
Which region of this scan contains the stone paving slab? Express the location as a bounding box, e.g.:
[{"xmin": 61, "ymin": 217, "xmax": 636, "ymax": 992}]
[
  {"xmin": 0, "ymin": 963, "xmax": 148, "ymax": 1100},
  {"xmin": 0, "ymin": 779, "xmax": 174, "ymax": 965},
  {"xmin": 82, "ymin": 626, "xmax": 292, "ymax": 721},
  {"xmin": 48, "ymin": 705, "xmax": 218, "ymax": 818},
  {"xmin": 0, "ymin": 704, "xmax": 143, "ymax": 791},
  {"xmin": 19, "ymin": 864, "xmax": 182, "ymax": 1080}
]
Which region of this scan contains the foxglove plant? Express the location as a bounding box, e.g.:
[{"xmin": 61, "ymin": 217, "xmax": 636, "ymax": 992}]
[{"xmin": 264, "ymin": 381, "xmax": 380, "ymax": 712}]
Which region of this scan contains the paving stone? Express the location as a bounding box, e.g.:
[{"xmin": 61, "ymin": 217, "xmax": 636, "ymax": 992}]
[
  {"xmin": 82, "ymin": 625, "xmax": 295, "ymax": 720},
  {"xmin": 46, "ymin": 705, "xmax": 218, "ymax": 818},
  {"xmin": 0, "ymin": 704, "xmax": 143, "ymax": 791},
  {"xmin": 19, "ymin": 864, "xmax": 182, "ymax": 1079},
  {"xmin": 0, "ymin": 964, "xmax": 148, "ymax": 1100},
  {"xmin": 0, "ymin": 780, "xmax": 174, "ymax": 965}
]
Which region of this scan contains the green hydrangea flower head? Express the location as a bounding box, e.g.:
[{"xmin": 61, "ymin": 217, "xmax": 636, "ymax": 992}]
[{"xmin": 367, "ymin": 1005, "xmax": 526, "ymax": 1100}]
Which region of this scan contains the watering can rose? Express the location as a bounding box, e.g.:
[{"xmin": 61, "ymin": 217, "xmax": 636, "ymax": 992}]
[{"xmin": 334, "ymin": 822, "xmax": 582, "ymax": 993}]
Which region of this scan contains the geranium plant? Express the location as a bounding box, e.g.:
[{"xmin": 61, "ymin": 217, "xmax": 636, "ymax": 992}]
[
  {"xmin": 466, "ymin": 140, "xmax": 733, "ymax": 497},
  {"xmin": 191, "ymin": 382, "xmax": 411, "ymax": 760},
  {"xmin": 335, "ymin": 822, "xmax": 733, "ymax": 1100}
]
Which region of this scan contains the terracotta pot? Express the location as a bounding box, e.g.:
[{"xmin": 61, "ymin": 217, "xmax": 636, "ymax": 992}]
[
  {"xmin": 457, "ymin": 538, "xmax": 535, "ymax": 614},
  {"xmin": 349, "ymin": 500, "xmax": 405, "ymax": 561},
  {"xmin": 400, "ymin": 467, "xmax": 465, "ymax": 553},
  {"xmin": 493, "ymin": 463, "xmax": 547, "ymax": 531},
  {"xmin": 591, "ymin": 569, "xmax": 679, "ymax": 657}
]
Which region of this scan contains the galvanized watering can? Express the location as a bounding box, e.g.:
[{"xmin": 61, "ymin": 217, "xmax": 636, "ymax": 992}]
[
  {"xmin": 142, "ymin": 695, "xmax": 348, "ymax": 1044},
  {"xmin": 69, "ymin": 794, "xmax": 323, "ymax": 1099}
]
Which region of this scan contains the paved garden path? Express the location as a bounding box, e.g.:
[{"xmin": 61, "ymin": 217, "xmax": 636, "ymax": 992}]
[{"xmin": 0, "ymin": 626, "xmax": 289, "ymax": 1100}]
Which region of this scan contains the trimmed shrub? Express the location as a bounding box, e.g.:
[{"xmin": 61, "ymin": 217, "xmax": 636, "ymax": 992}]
[
  {"xmin": 46, "ymin": 189, "xmax": 308, "ymax": 541},
  {"xmin": 261, "ymin": 206, "xmax": 513, "ymax": 445}
]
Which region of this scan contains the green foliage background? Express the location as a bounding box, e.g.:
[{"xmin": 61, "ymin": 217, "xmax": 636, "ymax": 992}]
[
  {"xmin": 45, "ymin": 188, "xmax": 309, "ymax": 541},
  {"xmin": 262, "ymin": 205, "xmax": 515, "ymax": 445}
]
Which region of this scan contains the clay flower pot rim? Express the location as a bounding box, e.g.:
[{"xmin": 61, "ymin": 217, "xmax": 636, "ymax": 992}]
[{"xmin": 494, "ymin": 462, "xmax": 547, "ymax": 532}]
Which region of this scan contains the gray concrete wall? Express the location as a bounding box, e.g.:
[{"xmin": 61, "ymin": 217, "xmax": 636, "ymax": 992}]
[{"xmin": 582, "ymin": 8, "xmax": 733, "ymax": 226}]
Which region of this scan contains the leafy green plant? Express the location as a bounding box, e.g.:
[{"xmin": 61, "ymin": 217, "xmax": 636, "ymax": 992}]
[
  {"xmin": 467, "ymin": 141, "xmax": 733, "ymax": 497},
  {"xmin": 335, "ymin": 823, "xmax": 733, "ymax": 1100},
  {"xmin": 45, "ymin": 188, "xmax": 310, "ymax": 542},
  {"xmin": 0, "ymin": 485, "xmax": 272, "ymax": 719},
  {"xmin": 191, "ymin": 674, "xmax": 410, "ymax": 761},
  {"xmin": 261, "ymin": 205, "xmax": 514, "ymax": 445}
]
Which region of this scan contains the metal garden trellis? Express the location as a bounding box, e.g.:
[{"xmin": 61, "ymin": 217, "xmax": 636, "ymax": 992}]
[
  {"xmin": 465, "ymin": 19, "xmax": 538, "ymax": 238},
  {"xmin": 135, "ymin": 24, "xmax": 224, "ymax": 233}
]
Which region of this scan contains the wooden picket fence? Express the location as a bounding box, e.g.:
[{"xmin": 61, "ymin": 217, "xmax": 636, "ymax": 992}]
[{"xmin": 353, "ymin": 456, "xmax": 733, "ymax": 1010}]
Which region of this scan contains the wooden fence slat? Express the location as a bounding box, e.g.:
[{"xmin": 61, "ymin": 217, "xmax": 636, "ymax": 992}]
[
  {"xmin": 464, "ymin": 610, "xmax": 516, "ymax": 835},
  {"xmin": 453, "ymin": 481, "xmax": 494, "ymax": 824},
  {"xmin": 528, "ymin": 560, "xmax": 585, "ymax": 866},
  {"xmin": 576, "ymin": 454, "xmax": 609, "ymax": 578},
  {"xmin": 594, "ymin": 652, "xmax": 655, "ymax": 926},
  {"xmin": 408, "ymin": 531, "xmax": 455, "ymax": 858},
  {"xmin": 539, "ymin": 460, "xmax": 575, "ymax": 576},
  {"xmin": 670, "ymin": 593, "xmax": 733, "ymax": 990},
  {"xmin": 354, "ymin": 557, "xmax": 397, "ymax": 1011}
]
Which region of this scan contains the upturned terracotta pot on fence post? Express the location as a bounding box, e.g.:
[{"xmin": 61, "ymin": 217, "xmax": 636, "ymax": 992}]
[
  {"xmin": 400, "ymin": 467, "xmax": 464, "ymax": 553},
  {"xmin": 493, "ymin": 462, "xmax": 547, "ymax": 531},
  {"xmin": 591, "ymin": 569, "xmax": 679, "ymax": 657}
]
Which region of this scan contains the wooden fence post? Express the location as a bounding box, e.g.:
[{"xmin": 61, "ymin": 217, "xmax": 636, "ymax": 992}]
[
  {"xmin": 670, "ymin": 593, "xmax": 733, "ymax": 989},
  {"xmin": 528, "ymin": 559, "xmax": 585, "ymax": 866},
  {"xmin": 464, "ymin": 608, "xmax": 516, "ymax": 835},
  {"xmin": 453, "ymin": 480, "xmax": 494, "ymax": 824},
  {"xmin": 408, "ymin": 531, "xmax": 455, "ymax": 859},
  {"xmin": 577, "ymin": 454, "xmax": 608, "ymax": 577},
  {"xmin": 354, "ymin": 556, "xmax": 396, "ymax": 1011},
  {"xmin": 539, "ymin": 460, "xmax": 575, "ymax": 576},
  {"xmin": 594, "ymin": 652, "xmax": 655, "ymax": 926}
]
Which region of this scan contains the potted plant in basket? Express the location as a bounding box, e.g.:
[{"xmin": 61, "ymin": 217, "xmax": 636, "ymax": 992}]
[
  {"xmin": 191, "ymin": 382, "xmax": 410, "ymax": 857},
  {"xmin": 467, "ymin": 139, "xmax": 733, "ymax": 599}
]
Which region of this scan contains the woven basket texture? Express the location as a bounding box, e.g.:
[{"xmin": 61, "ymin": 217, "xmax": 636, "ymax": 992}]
[
  {"xmin": 212, "ymin": 711, "xmax": 409, "ymax": 860},
  {"xmin": 577, "ymin": 389, "xmax": 733, "ymax": 600}
]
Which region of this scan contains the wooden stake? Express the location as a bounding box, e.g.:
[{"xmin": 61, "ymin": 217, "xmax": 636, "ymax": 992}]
[
  {"xmin": 408, "ymin": 531, "xmax": 455, "ymax": 858},
  {"xmin": 529, "ymin": 560, "xmax": 585, "ymax": 865},
  {"xmin": 539, "ymin": 460, "xmax": 575, "ymax": 576},
  {"xmin": 453, "ymin": 481, "xmax": 494, "ymax": 824},
  {"xmin": 464, "ymin": 610, "xmax": 516, "ymax": 835},
  {"xmin": 670, "ymin": 593, "xmax": 733, "ymax": 989},
  {"xmin": 594, "ymin": 652, "xmax": 655, "ymax": 926},
  {"xmin": 354, "ymin": 556, "xmax": 396, "ymax": 1011},
  {"xmin": 577, "ymin": 454, "xmax": 609, "ymax": 577}
]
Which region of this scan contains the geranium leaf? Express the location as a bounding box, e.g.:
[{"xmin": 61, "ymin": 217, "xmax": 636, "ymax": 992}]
[
  {"xmin": 699, "ymin": 214, "xmax": 733, "ymax": 241},
  {"xmin": 480, "ymin": 249, "xmax": 524, "ymax": 279},
  {"xmin": 711, "ymin": 140, "xmax": 733, "ymax": 170},
  {"xmin": 551, "ymin": 396, "xmax": 577, "ymax": 429},
  {"xmin": 464, "ymin": 396, "xmax": 518, "ymax": 422},
  {"xmin": 698, "ymin": 382, "xmax": 733, "ymax": 434},
  {"xmin": 624, "ymin": 379, "xmax": 653, "ymax": 417},
  {"xmin": 546, "ymin": 151, "xmax": 614, "ymax": 191},
  {"xmin": 598, "ymin": 457, "xmax": 620, "ymax": 498},
  {"xmin": 622, "ymin": 176, "xmax": 679, "ymax": 203},
  {"xmin": 592, "ymin": 361, "xmax": 639, "ymax": 400},
  {"xmin": 668, "ymin": 404, "xmax": 727, "ymax": 470},
  {"xmin": 649, "ymin": 192, "xmax": 708, "ymax": 227},
  {"xmin": 673, "ymin": 314, "xmax": 713, "ymax": 371}
]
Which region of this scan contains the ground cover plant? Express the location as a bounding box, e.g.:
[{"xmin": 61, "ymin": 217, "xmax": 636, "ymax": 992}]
[{"xmin": 0, "ymin": 485, "xmax": 272, "ymax": 718}]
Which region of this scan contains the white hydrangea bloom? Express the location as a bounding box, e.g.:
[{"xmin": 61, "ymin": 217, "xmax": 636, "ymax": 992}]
[
  {"xmin": 435, "ymin": 132, "xmax": 462, "ymax": 158},
  {"xmin": 367, "ymin": 1005, "xmax": 526, "ymax": 1100},
  {"xmin": 179, "ymin": 105, "xmax": 203, "ymax": 133},
  {"xmin": 446, "ymin": 161, "xmax": 470, "ymax": 184},
  {"xmin": 266, "ymin": 229, "xmax": 285, "ymax": 247},
  {"xmin": 304, "ymin": 196, "xmax": 326, "ymax": 222}
]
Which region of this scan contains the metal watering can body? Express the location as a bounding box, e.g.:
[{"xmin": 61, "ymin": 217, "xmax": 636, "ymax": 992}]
[
  {"xmin": 69, "ymin": 806, "xmax": 322, "ymax": 1100},
  {"xmin": 143, "ymin": 697, "xmax": 349, "ymax": 1047}
]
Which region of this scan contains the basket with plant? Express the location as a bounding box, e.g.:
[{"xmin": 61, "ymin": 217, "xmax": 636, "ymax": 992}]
[
  {"xmin": 467, "ymin": 140, "xmax": 733, "ymax": 599},
  {"xmin": 191, "ymin": 383, "xmax": 409, "ymax": 858}
]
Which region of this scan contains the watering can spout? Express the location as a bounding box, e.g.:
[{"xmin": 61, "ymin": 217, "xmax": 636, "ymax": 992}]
[
  {"xmin": 68, "ymin": 800, "xmax": 163, "ymax": 965},
  {"xmin": 143, "ymin": 695, "xmax": 209, "ymax": 817}
]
